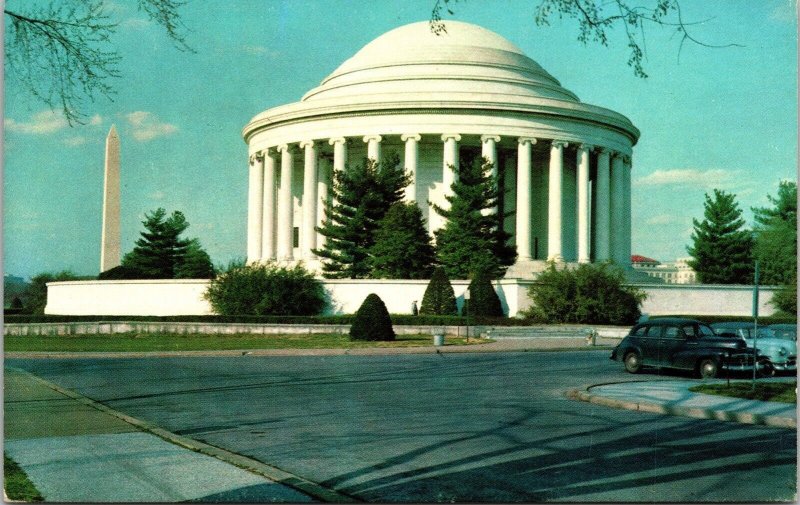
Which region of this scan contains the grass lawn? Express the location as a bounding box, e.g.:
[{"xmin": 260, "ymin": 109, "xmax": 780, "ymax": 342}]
[
  {"xmin": 689, "ymin": 381, "xmax": 797, "ymax": 404},
  {"xmin": 4, "ymin": 333, "xmax": 490, "ymax": 352},
  {"xmin": 4, "ymin": 454, "xmax": 44, "ymax": 502}
]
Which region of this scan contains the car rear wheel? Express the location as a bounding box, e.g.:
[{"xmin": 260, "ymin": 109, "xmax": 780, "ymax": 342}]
[
  {"xmin": 624, "ymin": 352, "xmax": 642, "ymax": 374},
  {"xmin": 698, "ymin": 358, "xmax": 718, "ymax": 379}
]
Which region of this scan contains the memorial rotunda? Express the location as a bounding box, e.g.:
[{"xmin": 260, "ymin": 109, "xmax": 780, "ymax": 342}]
[{"xmin": 242, "ymin": 21, "xmax": 639, "ymax": 278}]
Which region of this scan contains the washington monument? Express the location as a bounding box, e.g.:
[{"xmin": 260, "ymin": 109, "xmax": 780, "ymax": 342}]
[{"xmin": 100, "ymin": 125, "xmax": 121, "ymax": 272}]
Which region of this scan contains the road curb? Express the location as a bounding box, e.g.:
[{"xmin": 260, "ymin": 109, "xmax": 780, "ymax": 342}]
[
  {"xmin": 566, "ymin": 386, "xmax": 796, "ymax": 429},
  {"xmin": 6, "ymin": 367, "xmax": 360, "ymax": 503}
]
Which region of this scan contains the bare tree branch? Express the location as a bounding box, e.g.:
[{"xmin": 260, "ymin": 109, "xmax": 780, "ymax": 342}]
[
  {"xmin": 4, "ymin": 0, "xmax": 192, "ymax": 126},
  {"xmin": 430, "ymin": 0, "xmax": 743, "ymax": 79}
]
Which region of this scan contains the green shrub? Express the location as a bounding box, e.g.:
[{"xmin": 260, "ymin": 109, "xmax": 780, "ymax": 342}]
[
  {"xmin": 463, "ymin": 271, "xmax": 504, "ymax": 317},
  {"xmin": 204, "ymin": 262, "xmax": 326, "ymax": 316},
  {"xmin": 771, "ymin": 283, "xmax": 797, "ymax": 315},
  {"xmin": 419, "ymin": 267, "xmax": 458, "ymax": 316},
  {"xmin": 524, "ymin": 262, "xmax": 646, "ymax": 325},
  {"xmin": 350, "ymin": 293, "xmax": 395, "ymax": 341}
]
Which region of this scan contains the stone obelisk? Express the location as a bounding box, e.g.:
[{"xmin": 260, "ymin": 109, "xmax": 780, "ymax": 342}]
[{"xmin": 100, "ymin": 125, "xmax": 121, "ymax": 272}]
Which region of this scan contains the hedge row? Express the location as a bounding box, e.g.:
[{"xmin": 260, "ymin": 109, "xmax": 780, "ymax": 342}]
[{"xmin": 646, "ymin": 315, "xmax": 796, "ymax": 325}]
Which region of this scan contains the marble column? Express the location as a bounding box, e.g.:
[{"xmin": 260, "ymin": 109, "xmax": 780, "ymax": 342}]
[
  {"xmin": 441, "ymin": 133, "xmax": 461, "ymax": 192},
  {"xmin": 329, "ymin": 137, "xmax": 347, "ymax": 215},
  {"xmin": 481, "ymin": 135, "xmax": 501, "ymax": 216},
  {"xmin": 516, "ymin": 137, "xmax": 536, "ymax": 261},
  {"xmin": 577, "ymin": 143, "xmax": 592, "ymax": 263},
  {"xmin": 548, "ymin": 140, "xmax": 568, "ymax": 261},
  {"xmin": 246, "ymin": 151, "xmax": 264, "ymax": 263},
  {"xmin": 364, "ymin": 135, "xmax": 382, "ymax": 165},
  {"xmin": 594, "ymin": 147, "xmax": 611, "ymax": 261},
  {"xmin": 401, "ymin": 133, "xmax": 420, "ymax": 202},
  {"xmin": 261, "ymin": 149, "xmax": 277, "ymax": 260},
  {"xmin": 277, "ymin": 144, "xmax": 295, "ymax": 260},
  {"xmin": 622, "ymin": 155, "xmax": 633, "ymax": 268},
  {"xmin": 317, "ymin": 156, "xmax": 331, "ymax": 250},
  {"xmin": 610, "ymin": 152, "xmax": 625, "ymax": 265},
  {"xmin": 300, "ymin": 140, "xmax": 318, "ymax": 259}
]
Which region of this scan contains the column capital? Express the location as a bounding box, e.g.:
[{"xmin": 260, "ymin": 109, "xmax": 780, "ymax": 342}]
[
  {"xmin": 481, "ymin": 134, "xmax": 501, "ymax": 143},
  {"xmin": 594, "ymin": 146, "xmax": 610, "ymax": 155},
  {"xmin": 441, "ymin": 133, "xmax": 461, "ymax": 142},
  {"xmin": 622, "ymin": 155, "xmax": 632, "ymax": 164},
  {"xmin": 517, "ymin": 136, "xmax": 537, "ymax": 146},
  {"xmin": 363, "ymin": 135, "xmax": 382, "ymax": 143},
  {"xmin": 577, "ymin": 143, "xmax": 594, "ymax": 153},
  {"xmin": 299, "ymin": 140, "xmax": 315, "ymax": 149},
  {"xmin": 551, "ymin": 140, "xmax": 569, "ymax": 149},
  {"xmin": 610, "ymin": 150, "xmax": 625, "ymax": 160},
  {"xmin": 401, "ymin": 133, "xmax": 421, "ymax": 142},
  {"xmin": 328, "ymin": 137, "xmax": 347, "ymax": 146},
  {"xmin": 262, "ymin": 147, "xmax": 276, "ymax": 159},
  {"xmin": 278, "ymin": 143, "xmax": 297, "ymax": 154}
]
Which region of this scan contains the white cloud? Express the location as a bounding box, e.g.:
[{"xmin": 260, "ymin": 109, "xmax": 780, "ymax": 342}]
[
  {"xmin": 64, "ymin": 136, "xmax": 88, "ymax": 147},
  {"xmin": 89, "ymin": 114, "xmax": 103, "ymax": 126},
  {"xmin": 635, "ymin": 168, "xmax": 735, "ymax": 189},
  {"xmin": 150, "ymin": 190, "xmax": 166, "ymax": 200},
  {"xmin": 126, "ymin": 111, "xmax": 178, "ymax": 141},
  {"xmin": 5, "ymin": 110, "xmax": 68, "ymax": 134},
  {"xmin": 242, "ymin": 45, "xmax": 268, "ymax": 55}
]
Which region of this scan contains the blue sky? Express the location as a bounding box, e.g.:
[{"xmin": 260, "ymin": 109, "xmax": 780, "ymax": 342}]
[{"xmin": 4, "ymin": 0, "xmax": 797, "ymax": 279}]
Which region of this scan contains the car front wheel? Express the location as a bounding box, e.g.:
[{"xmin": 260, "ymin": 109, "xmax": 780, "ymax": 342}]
[
  {"xmin": 698, "ymin": 358, "xmax": 718, "ymax": 379},
  {"xmin": 624, "ymin": 352, "xmax": 642, "ymax": 374}
]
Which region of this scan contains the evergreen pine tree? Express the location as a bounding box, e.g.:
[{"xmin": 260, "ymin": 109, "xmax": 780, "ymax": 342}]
[
  {"xmin": 315, "ymin": 153, "xmax": 409, "ymax": 278},
  {"xmin": 122, "ymin": 208, "xmax": 192, "ymax": 279},
  {"xmin": 463, "ymin": 270, "xmax": 504, "ymax": 317},
  {"xmin": 368, "ymin": 202, "xmax": 435, "ymax": 279},
  {"xmin": 175, "ymin": 238, "xmax": 216, "ymax": 279},
  {"xmin": 752, "ymin": 181, "xmax": 797, "ymax": 286},
  {"xmin": 687, "ymin": 189, "xmax": 754, "ymax": 284},
  {"xmin": 419, "ymin": 266, "xmax": 458, "ymax": 316},
  {"xmin": 432, "ymin": 154, "xmax": 516, "ymax": 279}
]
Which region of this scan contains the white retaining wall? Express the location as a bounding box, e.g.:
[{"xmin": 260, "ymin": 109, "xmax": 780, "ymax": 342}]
[{"xmin": 45, "ymin": 279, "xmax": 780, "ymax": 317}]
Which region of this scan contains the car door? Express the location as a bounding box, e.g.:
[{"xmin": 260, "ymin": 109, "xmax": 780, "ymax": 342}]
[
  {"xmin": 659, "ymin": 324, "xmax": 688, "ymax": 368},
  {"xmin": 640, "ymin": 324, "xmax": 662, "ymax": 365}
]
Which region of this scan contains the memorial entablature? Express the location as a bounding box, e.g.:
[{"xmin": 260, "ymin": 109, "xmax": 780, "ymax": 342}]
[{"xmin": 242, "ymin": 21, "xmax": 639, "ymax": 278}]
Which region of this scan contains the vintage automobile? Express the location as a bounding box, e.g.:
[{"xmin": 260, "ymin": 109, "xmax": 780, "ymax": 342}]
[
  {"xmin": 712, "ymin": 322, "xmax": 797, "ymax": 373},
  {"xmin": 611, "ymin": 318, "xmax": 770, "ymax": 379}
]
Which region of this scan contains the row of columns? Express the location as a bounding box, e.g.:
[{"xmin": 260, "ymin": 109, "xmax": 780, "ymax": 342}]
[{"xmin": 247, "ymin": 134, "xmax": 632, "ymax": 267}]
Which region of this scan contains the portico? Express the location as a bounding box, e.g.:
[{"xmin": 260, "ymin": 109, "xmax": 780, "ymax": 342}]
[{"xmin": 242, "ymin": 21, "xmax": 639, "ymax": 278}]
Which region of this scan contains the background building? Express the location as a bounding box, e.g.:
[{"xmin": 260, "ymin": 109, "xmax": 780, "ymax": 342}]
[{"xmin": 632, "ymin": 255, "xmax": 698, "ymax": 284}]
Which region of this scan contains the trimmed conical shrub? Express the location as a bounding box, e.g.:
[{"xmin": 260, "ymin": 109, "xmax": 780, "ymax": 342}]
[
  {"xmin": 419, "ymin": 267, "xmax": 458, "ymax": 316},
  {"xmin": 350, "ymin": 293, "xmax": 395, "ymax": 341},
  {"xmin": 463, "ymin": 270, "xmax": 504, "ymax": 317}
]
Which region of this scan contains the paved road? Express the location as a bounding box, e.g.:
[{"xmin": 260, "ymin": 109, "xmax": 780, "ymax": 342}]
[{"xmin": 8, "ymin": 351, "xmax": 797, "ymax": 502}]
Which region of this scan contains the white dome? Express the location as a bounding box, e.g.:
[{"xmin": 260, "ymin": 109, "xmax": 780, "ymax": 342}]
[{"xmin": 302, "ymin": 21, "xmax": 579, "ymax": 103}]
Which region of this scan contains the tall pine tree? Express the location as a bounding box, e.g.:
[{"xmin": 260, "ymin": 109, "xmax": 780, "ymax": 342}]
[
  {"xmin": 432, "ymin": 154, "xmax": 516, "ymax": 279},
  {"xmin": 121, "ymin": 208, "xmax": 212, "ymax": 279},
  {"xmin": 315, "ymin": 153, "xmax": 409, "ymax": 278},
  {"xmin": 368, "ymin": 202, "xmax": 436, "ymax": 279},
  {"xmin": 687, "ymin": 189, "xmax": 754, "ymax": 284},
  {"xmin": 752, "ymin": 181, "xmax": 797, "ymax": 286}
]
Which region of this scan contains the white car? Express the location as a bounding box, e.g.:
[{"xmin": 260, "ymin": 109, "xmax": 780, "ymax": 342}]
[{"xmin": 712, "ymin": 322, "xmax": 796, "ymax": 373}]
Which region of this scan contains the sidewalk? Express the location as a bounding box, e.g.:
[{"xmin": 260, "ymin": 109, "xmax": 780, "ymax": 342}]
[
  {"xmin": 4, "ymin": 367, "xmax": 324, "ymax": 502},
  {"xmin": 568, "ymin": 379, "xmax": 797, "ymax": 428}
]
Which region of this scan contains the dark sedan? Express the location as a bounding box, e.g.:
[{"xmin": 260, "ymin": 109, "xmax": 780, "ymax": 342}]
[{"xmin": 611, "ymin": 318, "xmax": 770, "ymax": 379}]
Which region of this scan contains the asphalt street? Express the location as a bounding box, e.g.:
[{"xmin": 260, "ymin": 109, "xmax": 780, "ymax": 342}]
[{"xmin": 7, "ymin": 350, "xmax": 797, "ymax": 502}]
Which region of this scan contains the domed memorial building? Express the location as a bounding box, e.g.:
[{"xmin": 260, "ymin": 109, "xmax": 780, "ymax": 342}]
[{"xmin": 242, "ymin": 21, "xmax": 639, "ymax": 278}]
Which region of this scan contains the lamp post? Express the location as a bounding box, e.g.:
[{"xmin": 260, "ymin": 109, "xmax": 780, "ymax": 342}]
[
  {"xmin": 752, "ymin": 260, "xmax": 760, "ymax": 390},
  {"xmin": 464, "ymin": 289, "xmax": 471, "ymax": 343}
]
